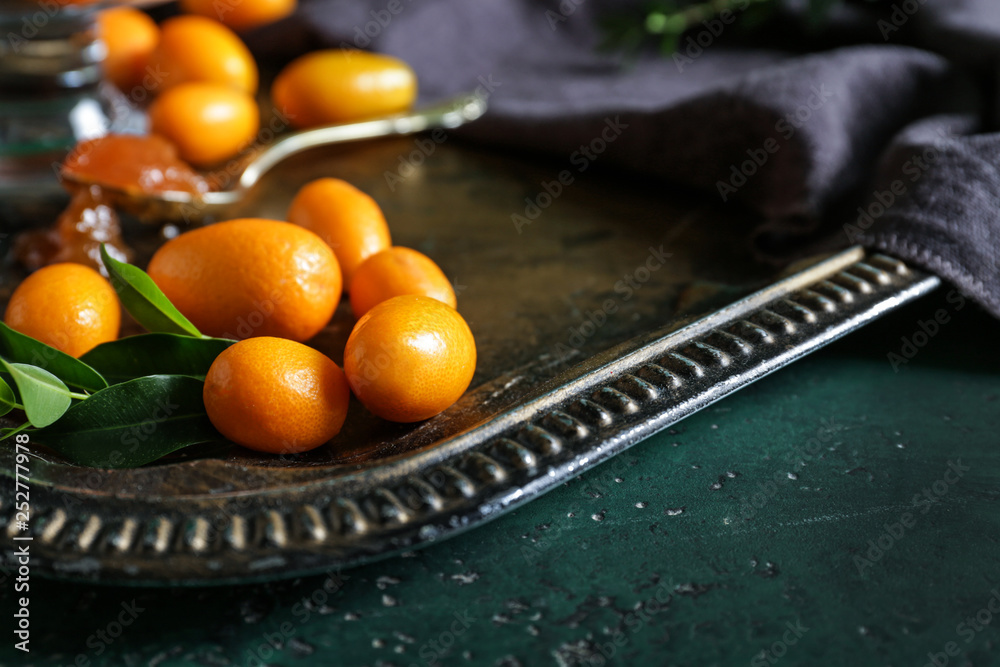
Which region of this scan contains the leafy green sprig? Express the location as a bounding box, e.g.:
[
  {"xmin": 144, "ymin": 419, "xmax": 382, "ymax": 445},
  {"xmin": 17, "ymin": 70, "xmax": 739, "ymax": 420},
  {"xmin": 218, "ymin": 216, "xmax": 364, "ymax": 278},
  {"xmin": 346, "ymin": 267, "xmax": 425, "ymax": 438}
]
[{"xmin": 600, "ymin": 0, "xmax": 845, "ymax": 55}]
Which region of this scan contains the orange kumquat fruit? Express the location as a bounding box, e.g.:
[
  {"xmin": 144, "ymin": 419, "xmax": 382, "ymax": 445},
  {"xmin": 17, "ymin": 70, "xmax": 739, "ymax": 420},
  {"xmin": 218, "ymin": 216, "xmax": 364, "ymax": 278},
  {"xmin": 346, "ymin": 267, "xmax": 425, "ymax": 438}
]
[
  {"xmin": 147, "ymin": 219, "xmax": 341, "ymax": 342},
  {"xmin": 148, "ymin": 82, "xmax": 260, "ymax": 167},
  {"xmin": 148, "ymin": 15, "xmax": 258, "ymax": 95},
  {"xmin": 4, "ymin": 263, "xmax": 120, "ymax": 358},
  {"xmin": 344, "ymin": 295, "xmax": 476, "ymax": 423},
  {"xmin": 287, "ymin": 178, "xmax": 392, "ymax": 289},
  {"xmin": 204, "ymin": 336, "xmax": 350, "ymax": 453},
  {"xmin": 97, "ymin": 7, "xmax": 159, "ymax": 92},
  {"xmin": 349, "ymin": 246, "xmax": 456, "ymax": 318},
  {"xmin": 272, "ymin": 50, "xmax": 416, "ymax": 128},
  {"xmin": 180, "ymin": 0, "xmax": 297, "ymax": 32}
]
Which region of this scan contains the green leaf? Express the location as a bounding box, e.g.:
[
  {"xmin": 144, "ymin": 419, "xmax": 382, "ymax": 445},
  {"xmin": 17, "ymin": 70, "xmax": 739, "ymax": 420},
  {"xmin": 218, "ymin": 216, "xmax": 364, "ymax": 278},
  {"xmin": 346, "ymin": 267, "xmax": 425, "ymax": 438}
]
[
  {"xmin": 1, "ymin": 360, "xmax": 72, "ymax": 428},
  {"xmin": 0, "ymin": 423, "xmax": 32, "ymax": 442},
  {"xmin": 0, "ymin": 322, "xmax": 106, "ymax": 393},
  {"xmin": 34, "ymin": 375, "xmax": 222, "ymax": 469},
  {"xmin": 0, "ymin": 376, "xmax": 16, "ymax": 417},
  {"xmin": 101, "ymin": 244, "xmax": 202, "ymax": 337},
  {"xmin": 81, "ymin": 334, "xmax": 234, "ymax": 384}
]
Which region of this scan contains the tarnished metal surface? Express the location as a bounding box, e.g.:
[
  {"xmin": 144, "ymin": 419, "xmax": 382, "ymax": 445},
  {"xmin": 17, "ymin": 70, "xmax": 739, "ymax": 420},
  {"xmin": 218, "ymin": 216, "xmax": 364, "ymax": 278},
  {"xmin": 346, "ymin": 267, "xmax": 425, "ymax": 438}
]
[
  {"xmin": 6, "ymin": 290, "xmax": 1000, "ymax": 666},
  {"xmin": 0, "ymin": 138, "xmax": 937, "ymax": 583}
]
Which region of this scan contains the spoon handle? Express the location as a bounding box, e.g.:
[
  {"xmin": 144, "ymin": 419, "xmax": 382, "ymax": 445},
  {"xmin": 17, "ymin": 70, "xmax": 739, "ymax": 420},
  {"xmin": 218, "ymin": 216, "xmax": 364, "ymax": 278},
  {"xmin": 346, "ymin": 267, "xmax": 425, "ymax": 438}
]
[{"xmin": 237, "ymin": 92, "xmax": 488, "ymax": 193}]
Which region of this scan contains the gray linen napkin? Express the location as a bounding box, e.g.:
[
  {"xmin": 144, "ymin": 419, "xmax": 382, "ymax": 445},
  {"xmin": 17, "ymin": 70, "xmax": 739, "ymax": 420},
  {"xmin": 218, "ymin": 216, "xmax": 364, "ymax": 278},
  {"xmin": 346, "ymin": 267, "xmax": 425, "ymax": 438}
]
[{"xmin": 265, "ymin": 0, "xmax": 1000, "ymax": 317}]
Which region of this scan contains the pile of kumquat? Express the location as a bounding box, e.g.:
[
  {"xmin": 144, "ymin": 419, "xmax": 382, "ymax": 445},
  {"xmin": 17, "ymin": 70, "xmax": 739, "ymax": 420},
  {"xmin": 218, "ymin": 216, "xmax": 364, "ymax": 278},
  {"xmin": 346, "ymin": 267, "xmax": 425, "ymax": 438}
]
[
  {"xmin": 0, "ymin": 4, "xmax": 476, "ymax": 465},
  {"xmin": 3, "ymin": 177, "xmax": 476, "ymax": 462},
  {"xmin": 97, "ymin": 2, "xmax": 415, "ymax": 167}
]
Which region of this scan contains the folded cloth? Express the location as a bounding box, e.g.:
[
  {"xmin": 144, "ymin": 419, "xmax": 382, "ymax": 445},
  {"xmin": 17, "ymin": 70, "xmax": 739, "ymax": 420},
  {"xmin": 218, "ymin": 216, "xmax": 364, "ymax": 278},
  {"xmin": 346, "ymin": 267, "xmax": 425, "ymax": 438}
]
[{"xmin": 275, "ymin": 0, "xmax": 1000, "ymax": 317}]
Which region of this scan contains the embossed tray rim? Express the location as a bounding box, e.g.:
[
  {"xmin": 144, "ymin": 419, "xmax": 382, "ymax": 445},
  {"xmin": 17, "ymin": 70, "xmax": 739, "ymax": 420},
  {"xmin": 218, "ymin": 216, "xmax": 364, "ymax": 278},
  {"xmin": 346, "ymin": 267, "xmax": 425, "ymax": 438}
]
[{"xmin": 0, "ymin": 246, "xmax": 941, "ymax": 585}]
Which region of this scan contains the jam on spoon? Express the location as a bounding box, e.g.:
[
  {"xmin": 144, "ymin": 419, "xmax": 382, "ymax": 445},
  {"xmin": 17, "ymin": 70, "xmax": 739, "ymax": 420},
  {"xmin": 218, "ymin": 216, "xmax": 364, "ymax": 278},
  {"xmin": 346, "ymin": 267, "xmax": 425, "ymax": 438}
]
[
  {"xmin": 62, "ymin": 134, "xmax": 209, "ymax": 196},
  {"xmin": 15, "ymin": 134, "xmax": 209, "ymax": 273}
]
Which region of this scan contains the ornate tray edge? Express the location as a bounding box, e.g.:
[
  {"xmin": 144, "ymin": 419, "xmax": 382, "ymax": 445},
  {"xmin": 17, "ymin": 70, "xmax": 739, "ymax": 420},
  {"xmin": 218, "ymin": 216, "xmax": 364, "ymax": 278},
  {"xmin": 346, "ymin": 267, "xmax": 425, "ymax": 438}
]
[{"xmin": 0, "ymin": 247, "xmax": 941, "ymax": 584}]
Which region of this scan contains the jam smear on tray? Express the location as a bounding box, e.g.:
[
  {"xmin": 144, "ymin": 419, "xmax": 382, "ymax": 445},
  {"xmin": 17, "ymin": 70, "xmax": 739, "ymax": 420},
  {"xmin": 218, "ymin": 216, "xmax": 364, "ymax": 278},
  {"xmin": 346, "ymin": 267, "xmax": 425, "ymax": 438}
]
[{"xmin": 14, "ymin": 186, "xmax": 132, "ymax": 272}]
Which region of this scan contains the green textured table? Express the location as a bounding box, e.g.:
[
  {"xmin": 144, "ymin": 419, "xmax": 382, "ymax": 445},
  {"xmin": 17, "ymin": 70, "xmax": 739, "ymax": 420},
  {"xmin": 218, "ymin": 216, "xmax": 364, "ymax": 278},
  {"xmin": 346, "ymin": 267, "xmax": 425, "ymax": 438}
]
[{"xmin": 1, "ymin": 284, "xmax": 997, "ymax": 666}]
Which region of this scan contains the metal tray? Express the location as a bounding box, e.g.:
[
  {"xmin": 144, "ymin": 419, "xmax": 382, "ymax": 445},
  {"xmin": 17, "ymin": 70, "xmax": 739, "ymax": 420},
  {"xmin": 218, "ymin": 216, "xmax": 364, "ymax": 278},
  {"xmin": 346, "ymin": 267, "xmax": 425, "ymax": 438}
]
[{"xmin": 0, "ymin": 138, "xmax": 939, "ymax": 584}]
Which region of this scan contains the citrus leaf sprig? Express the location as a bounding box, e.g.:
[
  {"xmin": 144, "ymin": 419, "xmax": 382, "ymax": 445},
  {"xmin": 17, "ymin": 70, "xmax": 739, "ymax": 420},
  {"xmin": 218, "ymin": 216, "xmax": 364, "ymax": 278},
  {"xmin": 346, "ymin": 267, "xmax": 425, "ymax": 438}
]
[
  {"xmin": 1, "ymin": 245, "xmax": 235, "ymax": 468},
  {"xmin": 35, "ymin": 375, "xmax": 222, "ymax": 469},
  {"xmin": 0, "ymin": 321, "xmax": 105, "ymax": 431},
  {"xmin": 100, "ymin": 244, "xmax": 203, "ymax": 337},
  {"xmin": 0, "ymin": 321, "xmax": 106, "ymax": 393},
  {"xmin": 0, "ymin": 377, "xmax": 15, "ymax": 417},
  {"xmin": 81, "ymin": 334, "xmax": 234, "ymax": 385},
  {"xmin": 1, "ymin": 360, "xmax": 85, "ymax": 428}
]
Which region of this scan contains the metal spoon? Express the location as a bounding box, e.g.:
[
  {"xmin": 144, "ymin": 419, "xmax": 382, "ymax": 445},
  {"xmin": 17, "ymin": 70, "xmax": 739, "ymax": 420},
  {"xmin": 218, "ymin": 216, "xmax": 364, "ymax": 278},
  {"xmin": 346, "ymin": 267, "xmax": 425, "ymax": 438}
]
[{"xmin": 62, "ymin": 92, "xmax": 488, "ymax": 223}]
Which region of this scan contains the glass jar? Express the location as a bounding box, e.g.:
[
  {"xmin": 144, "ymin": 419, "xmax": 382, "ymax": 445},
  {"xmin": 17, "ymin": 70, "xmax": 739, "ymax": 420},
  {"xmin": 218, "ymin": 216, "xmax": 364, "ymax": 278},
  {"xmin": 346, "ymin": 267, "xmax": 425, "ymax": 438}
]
[{"xmin": 0, "ymin": 1, "xmax": 139, "ymax": 227}]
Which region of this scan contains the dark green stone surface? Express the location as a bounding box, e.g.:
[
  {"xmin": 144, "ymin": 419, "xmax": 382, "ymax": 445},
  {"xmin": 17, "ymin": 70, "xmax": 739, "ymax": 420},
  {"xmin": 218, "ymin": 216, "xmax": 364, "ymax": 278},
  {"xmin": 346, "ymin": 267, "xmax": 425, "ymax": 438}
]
[{"xmin": 2, "ymin": 286, "xmax": 998, "ymax": 666}]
